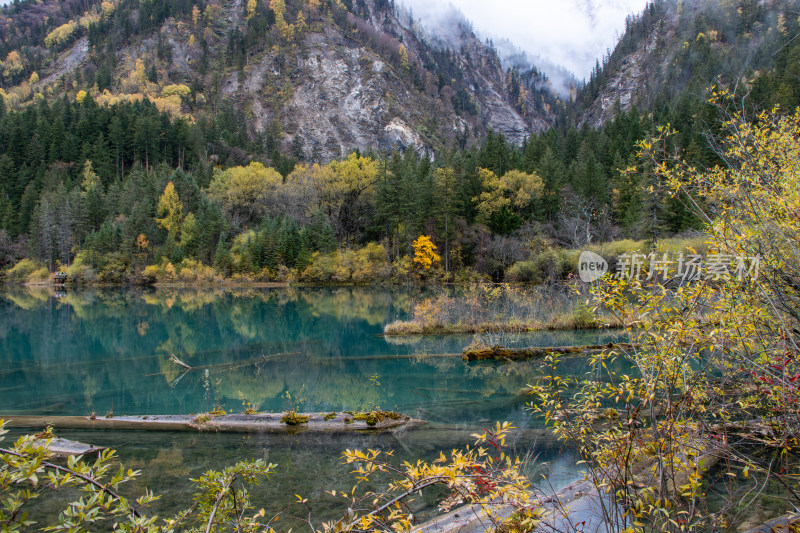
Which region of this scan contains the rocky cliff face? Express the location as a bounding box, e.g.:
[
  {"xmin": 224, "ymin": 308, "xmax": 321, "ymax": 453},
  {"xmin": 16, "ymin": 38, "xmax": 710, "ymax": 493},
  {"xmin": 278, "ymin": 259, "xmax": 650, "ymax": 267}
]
[
  {"xmin": 578, "ymin": 28, "xmax": 661, "ymax": 128},
  {"xmin": 230, "ymin": 1, "xmax": 555, "ymax": 160},
  {"xmin": 15, "ymin": 0, "xmax": 557, "ymax": 162}
]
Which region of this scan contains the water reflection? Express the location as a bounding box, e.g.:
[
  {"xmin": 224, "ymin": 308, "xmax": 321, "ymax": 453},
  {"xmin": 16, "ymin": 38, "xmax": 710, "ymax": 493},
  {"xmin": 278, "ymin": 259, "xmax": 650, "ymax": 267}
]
[
  {"xmin": 1, "ymin": 286, "xmax": 621, "ymax": 524},
  {"xmin": 1, "ymin": 286, "xmax": 619, "ymax": 423}
]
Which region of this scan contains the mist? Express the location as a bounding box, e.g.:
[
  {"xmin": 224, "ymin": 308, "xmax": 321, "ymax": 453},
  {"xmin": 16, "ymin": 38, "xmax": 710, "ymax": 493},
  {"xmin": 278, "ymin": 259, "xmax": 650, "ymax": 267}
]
[{"xmin": 400, "ymin": 0, "xmax": 650, "ymax": 83}]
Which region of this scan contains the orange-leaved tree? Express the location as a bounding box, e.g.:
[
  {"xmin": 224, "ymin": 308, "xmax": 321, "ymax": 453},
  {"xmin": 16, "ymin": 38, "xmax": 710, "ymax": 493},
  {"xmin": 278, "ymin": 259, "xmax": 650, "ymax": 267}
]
[{"xmin": 412, "ymin": 235, "xmax": 440, "ymax": 270}]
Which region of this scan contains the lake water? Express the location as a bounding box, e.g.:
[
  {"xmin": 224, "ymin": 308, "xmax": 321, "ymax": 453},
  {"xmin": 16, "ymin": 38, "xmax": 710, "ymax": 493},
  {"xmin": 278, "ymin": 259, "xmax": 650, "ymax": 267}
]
[{"xmin": 0, "ymin": 286, "xmax": 620, "ymax": 527}]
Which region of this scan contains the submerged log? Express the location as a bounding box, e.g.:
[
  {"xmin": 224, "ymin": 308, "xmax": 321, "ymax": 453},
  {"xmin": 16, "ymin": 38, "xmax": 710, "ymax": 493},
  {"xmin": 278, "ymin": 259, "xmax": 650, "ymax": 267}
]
[
  {"xmin": 462, "ymin": 342, "xmax": 637, "ymax": 361},
  {"xmin": 1, "ymin": 412, "xmax": 422, "ymax": 433},
  {"xmin": 33, "ymin": 437, "xmax": 105, "ymax": 458}
]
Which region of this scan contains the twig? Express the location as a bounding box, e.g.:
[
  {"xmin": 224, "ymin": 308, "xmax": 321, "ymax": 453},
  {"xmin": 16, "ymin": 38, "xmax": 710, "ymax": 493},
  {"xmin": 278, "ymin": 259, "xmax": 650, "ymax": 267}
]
[
  {"xmin": 0, "ymin": 446, "xmax": 142, "ymax": 518},
  {"xmin": 205, "ymin": 475, "xmax": 237, "ymax": 533}
]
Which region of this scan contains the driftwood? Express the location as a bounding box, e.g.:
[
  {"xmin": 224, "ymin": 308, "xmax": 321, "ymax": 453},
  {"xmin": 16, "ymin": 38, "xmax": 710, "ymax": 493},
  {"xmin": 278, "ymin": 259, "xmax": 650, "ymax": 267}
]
[
  {"xmin": 169, "ymin": 353, "xmax": 191, "ymax": 370},
  {"xmin": 1, "ymin": 412, "xmax": 422, "ymax": 433},
  {"xmin": 462, "ymin": 342, "xmax": 637, "ymax": 361}
]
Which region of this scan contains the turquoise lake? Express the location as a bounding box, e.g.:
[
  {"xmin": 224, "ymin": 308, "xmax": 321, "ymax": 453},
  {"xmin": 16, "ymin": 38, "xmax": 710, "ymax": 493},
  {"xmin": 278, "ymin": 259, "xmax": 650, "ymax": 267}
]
[{"xmin": 0, "ymin": 286, "xmax": 620, "ymax": 526}]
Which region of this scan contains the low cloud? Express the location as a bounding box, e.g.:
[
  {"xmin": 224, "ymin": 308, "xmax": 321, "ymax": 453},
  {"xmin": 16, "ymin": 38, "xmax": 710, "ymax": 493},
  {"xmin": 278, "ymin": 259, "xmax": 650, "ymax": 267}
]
[{"xmin": 400, "ymin": 0, "xmax": 649, "ymax": 81}]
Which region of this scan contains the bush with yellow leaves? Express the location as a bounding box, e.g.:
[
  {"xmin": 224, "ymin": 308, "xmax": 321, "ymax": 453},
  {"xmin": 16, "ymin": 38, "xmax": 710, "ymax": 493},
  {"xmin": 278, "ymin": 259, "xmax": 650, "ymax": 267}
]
[{"xmin": 529, "ymin": 98, "xmax": 800, "ymax": 531}]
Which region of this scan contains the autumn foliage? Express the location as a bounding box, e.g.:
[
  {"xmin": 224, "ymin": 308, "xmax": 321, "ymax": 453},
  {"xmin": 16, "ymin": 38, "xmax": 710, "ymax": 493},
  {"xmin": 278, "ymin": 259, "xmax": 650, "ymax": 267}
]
[{"xmin": 412, "ymin": 235, "xmax": 440, "ymax": 270}]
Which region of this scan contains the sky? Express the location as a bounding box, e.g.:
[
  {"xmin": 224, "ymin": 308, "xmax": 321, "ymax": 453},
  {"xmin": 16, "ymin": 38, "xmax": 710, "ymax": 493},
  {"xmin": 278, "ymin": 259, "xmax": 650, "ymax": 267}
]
[{"xmin": 400, "ymin": 0, "xmax": 650, "ymax": 81}]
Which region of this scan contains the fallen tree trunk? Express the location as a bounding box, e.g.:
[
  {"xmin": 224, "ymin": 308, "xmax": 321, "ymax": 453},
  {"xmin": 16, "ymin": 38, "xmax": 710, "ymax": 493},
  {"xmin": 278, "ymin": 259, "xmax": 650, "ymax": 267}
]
[
  {"xmin": 462, "ymin": 342, "xmax": 636, "ymax": 361},
  {"xmin": 741, "ymin": 513, "xmax": 800, "ymax": 532},
  {"xmin": 414, "ymin": 436, "xmax": 719, "ymax": 533},
  {"xmin": 1, "ymin": 412, "xmax": 422, "ymax": 433}
]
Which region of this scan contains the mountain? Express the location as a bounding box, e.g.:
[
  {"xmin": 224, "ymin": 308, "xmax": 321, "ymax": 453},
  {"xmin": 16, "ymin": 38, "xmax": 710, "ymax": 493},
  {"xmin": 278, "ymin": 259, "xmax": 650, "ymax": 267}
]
[
  {"xmin": 574, "ymin": 0, "xmax": 800, "ymax": 127},
  {"xmin": 0, "ymin": 0, "xmax": 561, "ymax": 162}
]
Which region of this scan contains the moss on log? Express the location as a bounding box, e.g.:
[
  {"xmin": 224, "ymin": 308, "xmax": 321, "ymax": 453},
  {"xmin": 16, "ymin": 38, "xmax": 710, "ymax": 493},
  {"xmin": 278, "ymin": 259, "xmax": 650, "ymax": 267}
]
[{"xmin": 462, "ymin": 342, "xmax": 636, "ymax": 361}]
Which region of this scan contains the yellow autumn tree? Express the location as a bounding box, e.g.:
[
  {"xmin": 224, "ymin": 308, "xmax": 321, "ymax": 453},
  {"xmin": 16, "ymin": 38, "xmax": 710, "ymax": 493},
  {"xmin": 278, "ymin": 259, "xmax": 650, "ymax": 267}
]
[
  {"xmin": 399, "ymin": 44, "xmax": 409, "ymax": 70},
  {"xmin": 295, "ymin": 10, "xmax": 306, "ymax": 34},
  {"xmin": 44, "ymin": 21, "xmax": 78, "ymax": 48},
  {"xmin": 160, "ymin": 84, "xmax": 191, "ymax": 99},
  {"xmin": 283, "ymin": 163, "xmax": 335, "ymax": 219},
  {"xmin": 136, "ymin": 234, "xmax": 149, "ymax": 252},
  {"xmin": 80, "ymin": 160, "xmax": 101, "ymax": 193},
  {"xmin": 246, "ymin": 0, "xmax": 258, "ymax": 19},
  {"xmin": 270, "ymin": 0, "xmax": 292, "ymax": 41},
  {"xmin": 2, "ymin": 50, "xmax": 23, "ymax": 79},
  {"xmin": 207, "ymin": 162, "xmax": 283, "ymax": 229},
  {"xmin": 412, "ymin": 235, "xmax": 440, "ymax": 270},
  {"xmin": 132, "ymin": 58, "xmax": 147, "ymax": 87},
  {"xmin": 474, "ymin": 168, "xmax": 544, "ymax": 224},
  {"xmin": 329, "ymin": 153, "xmax": 379, "ymax": 202},
  {"xmin": 155, "ymin": 182, "xmax": 184, "ymax": 239},
  {"xmin": 100, "ymin": 1, "xmax": 115, "ymax": 21},
  {"xmin": 327, "ymin": 153, "xmax": 379, "ymax": 243}
]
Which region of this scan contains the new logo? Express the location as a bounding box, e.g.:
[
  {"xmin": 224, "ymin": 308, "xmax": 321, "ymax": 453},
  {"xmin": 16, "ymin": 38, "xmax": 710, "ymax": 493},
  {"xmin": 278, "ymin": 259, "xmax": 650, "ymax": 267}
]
[{"xmin": 578, "ymin": 251, "xmax": 608, "ymax": 282}]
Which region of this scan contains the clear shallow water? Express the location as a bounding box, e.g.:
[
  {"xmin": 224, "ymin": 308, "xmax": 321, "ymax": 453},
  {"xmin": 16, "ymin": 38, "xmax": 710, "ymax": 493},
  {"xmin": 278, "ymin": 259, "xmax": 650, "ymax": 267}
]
[{"xmin": 0, "ymin": 286, "xmax": 619, "ymax": 526}]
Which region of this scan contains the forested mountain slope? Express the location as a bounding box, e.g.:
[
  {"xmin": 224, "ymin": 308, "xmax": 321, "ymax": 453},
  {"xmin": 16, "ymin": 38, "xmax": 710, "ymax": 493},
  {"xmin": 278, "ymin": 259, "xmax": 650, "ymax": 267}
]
[
  {"xmin": 573, "ymin": 0, "xmax": 800, "ymax": 127},
  {"xmin": 3, "ymin": 0, "xmax": 800, "ymax": 284},
  {"xmin": 0, "ymin": 0, "xmax": 558, "ymax": 161}
]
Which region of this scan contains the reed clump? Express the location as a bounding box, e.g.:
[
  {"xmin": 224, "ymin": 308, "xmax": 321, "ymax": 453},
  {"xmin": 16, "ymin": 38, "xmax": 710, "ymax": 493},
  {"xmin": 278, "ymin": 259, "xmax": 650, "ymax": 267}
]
[{"xmin": 384, "ymin": 284, "xmax": 614, "ymax": 336}]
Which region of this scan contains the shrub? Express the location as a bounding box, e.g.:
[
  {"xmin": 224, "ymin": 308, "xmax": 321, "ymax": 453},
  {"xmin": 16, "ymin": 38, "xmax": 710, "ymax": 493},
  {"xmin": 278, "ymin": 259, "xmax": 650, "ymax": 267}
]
[
  {"xmin": 97, "ymin": 253, "xmax": 130, "ymax": 283},
  {"xmin": 177, "ymin": 259, "xmax": 218, "ymax": 283},
  {"xmin": 274, "ymin": 264, "xmax": 297, "ymax": 283},
  {"xmin": 301, "ymin": 244, "xmax": 391, "ymax": 283},
  {"xmin": 65, "ymin": 251, "xmax": 97, "ymax": 284},
  {"xmin": 453, "ymin": 267, "xmax": 489, "ymax": 284},
  {"xmin": 391, "ymin": 255, "xmax": 413, "ymax": 280},
  {"xmin": 28, "ymin": 267, "xmax": 51, "ymax": 284},
  {"xmin": 505, "ymin": 261, "xmax": 538, "ymax": 283},
  {"xmin": 5, "ymin": 259, "xmax": 46, "ymax": 283},
  {"xmin": 351, "ymin": 243, "xmax": 391, "ymax": 282},
  {"xmin": 572, "ymin": 300, "xmax": 596, "ymax": 329},
  {"xmin": 143, "ymin": 259, "xmax": 217, "ymax": 283},
  {"xmin": 141, "ymin": 264, "xmax": 160, "ymax": 284},
  {"xmin": 506, "ymin": 249, "xmax": 571, "ymax": 283}
]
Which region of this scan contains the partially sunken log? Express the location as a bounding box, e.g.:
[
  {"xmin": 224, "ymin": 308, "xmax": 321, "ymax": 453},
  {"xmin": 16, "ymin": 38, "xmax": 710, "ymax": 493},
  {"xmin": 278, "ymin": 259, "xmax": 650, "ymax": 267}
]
[
  {"xmin": 33, "ymin": 437, "xmax": 105, "ymax": 458},
  {"xmin": 741, "ymin": 513, "xmax": 800, "ymax": 533},
  {"xmin": 462, "ymin": 342, "xmax": 636, "ymax": 361},
  {"xmin": 413, "ymin": 477, "xmax": 614, "ymax": 533},
  {"xmin": 3, "ymin": 412, "xmax": 421, "ymax": 433}
]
